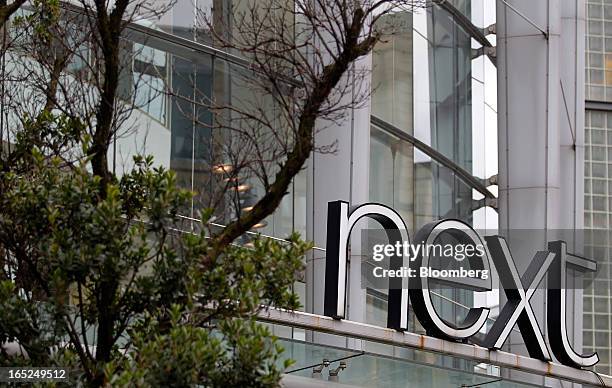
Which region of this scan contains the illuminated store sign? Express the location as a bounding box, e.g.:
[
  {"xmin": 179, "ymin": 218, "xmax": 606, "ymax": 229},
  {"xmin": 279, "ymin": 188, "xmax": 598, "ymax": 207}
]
[{"xmin": 323, "ymin": 200, "xmax": 599, "ymax": 369}]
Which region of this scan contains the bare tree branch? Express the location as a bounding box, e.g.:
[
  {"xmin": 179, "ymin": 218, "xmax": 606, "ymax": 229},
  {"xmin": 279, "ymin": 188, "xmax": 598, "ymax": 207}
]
[{"xmin": 205, "ymin": 0, "xmax": 425, "ymax": 257}]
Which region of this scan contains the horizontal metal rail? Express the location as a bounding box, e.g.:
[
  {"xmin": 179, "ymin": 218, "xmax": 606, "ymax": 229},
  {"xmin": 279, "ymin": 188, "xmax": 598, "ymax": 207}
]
[
  {"xmin": 258, "ymin": 308, "xmax": 612, "ymax": 387},
  {"xmin": 175, "ymin": 213, "xmax": 326, "ymax": 252},
  {"xmin": 586, "ymin": 100, "xmax": 612, "ymax": 112}
]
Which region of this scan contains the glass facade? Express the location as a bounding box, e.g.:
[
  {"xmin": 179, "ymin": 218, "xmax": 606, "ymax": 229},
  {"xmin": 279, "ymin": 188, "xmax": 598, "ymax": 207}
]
[
  {"xmin": 371, "ymin": 1, "xmax": 497, "ymax": 231},
  {"xmin": 585, "ymin": 0, "xmax": 612, "ymax": 375},
  {"xmin": 426, "ymin": 3, "xmax": 473, "ymax": 172},
  {"xmin": 5, "ymin": 3, "xmax": 308, "ymax": 239},
  {"xmin": 584, "ymin": 110, "xmax": 612, "ymax": 230},
  {"xmin": 118, "ymin": 12, "xmax": 307, "ymax": 239},
  {"xmin": 586, "ymin": 0, "xmax": 612, "ymax": 101},
  {"xmin": 278, "ymin": 338, "xmax": 536, "ymax": 388},
  {"xmin": 365, "ymin": 0, "xmax": 499, "ymax": 379},
  {"xmin": 584, "ymin": 110, "xmax": 612, "ymax": 373}
]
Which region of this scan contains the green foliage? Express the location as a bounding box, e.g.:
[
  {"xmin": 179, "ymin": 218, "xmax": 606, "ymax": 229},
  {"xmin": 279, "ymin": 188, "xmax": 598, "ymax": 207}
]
[
  {"xmin": 0, "ymin": 117, "xmax": 309, "ymax": 386},
  {"xmin": 12, "ymin": 0, "xmax": 61, "ymax": 44},
  {"xmin": 107, "ymin": 306, "xmax": 294, "ymax": 388},
  {"xmin": 0, "ymin": 281, "xmax": 60, "ymax": 366}
]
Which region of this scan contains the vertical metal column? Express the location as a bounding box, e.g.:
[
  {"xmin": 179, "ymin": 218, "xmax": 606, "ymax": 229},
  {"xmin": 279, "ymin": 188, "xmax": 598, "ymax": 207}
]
[
  {"xmin": 305, "ymin": 53, "xmax": 372, "ymax": 348},
  {"xmin": 497, "ymin": 0, "xmax": 585, "ymax": 385}
]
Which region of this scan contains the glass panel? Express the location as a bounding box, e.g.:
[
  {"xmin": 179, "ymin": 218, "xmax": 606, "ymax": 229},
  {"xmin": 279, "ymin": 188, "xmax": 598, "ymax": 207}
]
[
  {"xmin": 587, "ymin": 0, "xmax": 612, "ymax": 102},
  {"xmin": 170, "ymin": 54, "xmax": 198, "ymax": 216},
  {"xmin": 192, "ymin": 54, "xmax": 214, "ymax": 215},
  {"xmin": 99, "ymin": 15, "xmax": 306, "ymax": 240},
  {"xmin": 372, "ymin": 12, "xmax": 413, "ymax": 134},
  {"xmin": 278, "ymin": 338, "xmax": 537, "ymax": 388},
  {"xmin": 584, "ymin": 108, "xmax": 612, "ymax": 373},
  {"xmin": 369, "ymin": 127, "xmax": 414, "ymax": 228},
  {"xmin": 427, "ymin": 4, "xmax": 473, "ymax": 170},
  {"xmin": 132, "ymin": 43, "xmax": 169, "ymax": 124}
]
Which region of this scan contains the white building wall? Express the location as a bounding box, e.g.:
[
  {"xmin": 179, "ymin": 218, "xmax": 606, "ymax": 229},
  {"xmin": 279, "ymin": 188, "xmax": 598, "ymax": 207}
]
[
  {"xmin": 305, "ymin": 53, "xmax": 372, "ymax": 349},
  {"xmin": 497, "ymin": 0, "xmax": 585, "ymax": 385}
]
